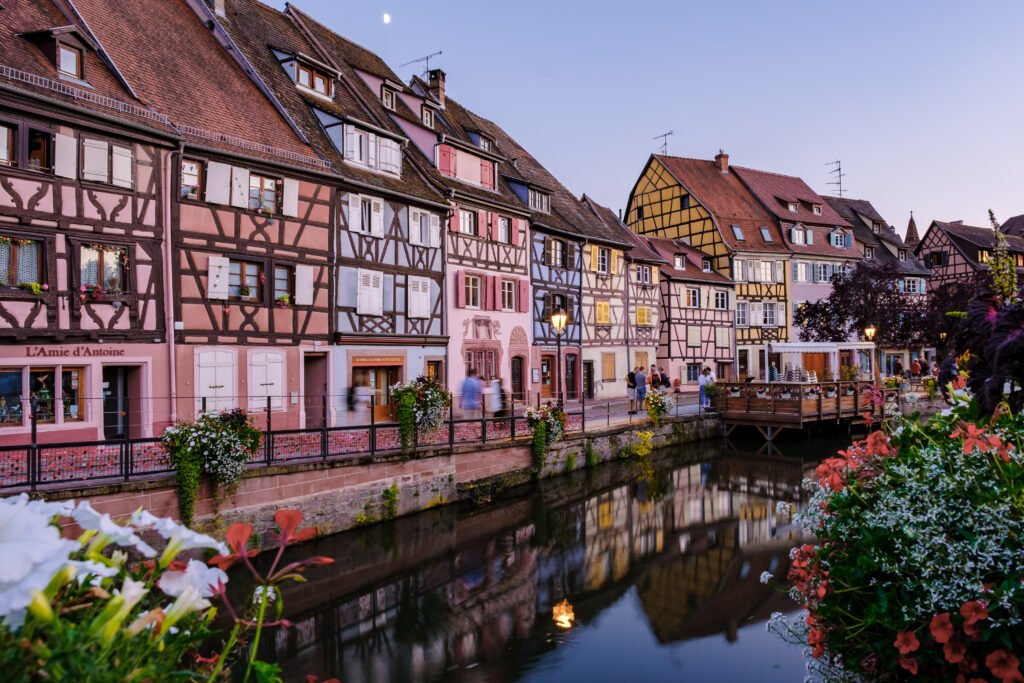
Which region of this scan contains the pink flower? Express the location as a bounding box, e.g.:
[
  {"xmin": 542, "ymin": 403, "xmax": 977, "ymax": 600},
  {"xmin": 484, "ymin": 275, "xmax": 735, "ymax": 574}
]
[{"xmin": 898, "ymin": 657, "xmax": 919, "ymax": 675}]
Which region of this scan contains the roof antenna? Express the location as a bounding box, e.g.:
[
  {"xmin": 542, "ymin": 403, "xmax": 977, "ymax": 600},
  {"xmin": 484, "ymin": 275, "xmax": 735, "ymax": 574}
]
[
  {"xmin": 826, "ymin": 160, "xmax": 846, "ymax": 197},
  {"xmin": 400, "ymin": 50, "xmax": 443, "ymax": 75},
  {"xmin": 653, "ymin": 130, "xmax": 674, "ymax": 155}
]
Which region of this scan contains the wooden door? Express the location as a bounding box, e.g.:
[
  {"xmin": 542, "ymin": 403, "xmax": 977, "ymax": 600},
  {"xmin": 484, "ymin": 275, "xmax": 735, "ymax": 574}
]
[
  {"xmin": 511, "ymin": 356, "xmax": 525, "ymax": 401},
  {"xmin": 540, "ymin": 355, "xmax": 554, "ymax": 398},
  {"xmin": 802, "ymin": 353, "xmax": 828, "ymax": 380},
  {"xmin": 368, "ymin": 367, "xmax": 399, "ymax": 421}
]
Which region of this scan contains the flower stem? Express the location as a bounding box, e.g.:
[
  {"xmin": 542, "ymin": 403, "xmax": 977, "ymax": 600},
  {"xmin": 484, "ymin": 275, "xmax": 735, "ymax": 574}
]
[
  {"xmin": 243, "ymin": 586, "xmax": 270, "ymax": 682},
  {"xmin": 206, "ymin": 623, "xmax": 240, "ymax": 683}
]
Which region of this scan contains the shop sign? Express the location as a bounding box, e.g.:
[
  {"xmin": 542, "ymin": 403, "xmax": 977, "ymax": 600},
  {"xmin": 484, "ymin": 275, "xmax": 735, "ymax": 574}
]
[
  {"xmin": 351, "ymin": 356, "xmax": 404, "ymax": 366},
  {"xmin": 24, "ymin": 346, "xmax": 127, "ymax": 358}
]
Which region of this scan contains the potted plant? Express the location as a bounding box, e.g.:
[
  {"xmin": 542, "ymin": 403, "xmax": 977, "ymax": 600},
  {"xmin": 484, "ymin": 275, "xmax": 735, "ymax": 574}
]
[
  {"xmin": 275, "ymin": 294, "xmax": 290, "ymax": 307},
  {"xmin": 238, "ymin": 285, "xmax": 251, "ymax": 297},
  {"xmin": 824, "ymin": 386, "xmax": 837, "ymax": 398},
  {"xmin": 18, "ymin": 282, "xmax": 44, "ymax": 296}
]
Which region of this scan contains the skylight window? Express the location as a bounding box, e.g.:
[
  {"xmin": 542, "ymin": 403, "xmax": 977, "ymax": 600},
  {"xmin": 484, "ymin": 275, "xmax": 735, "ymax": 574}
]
[
  {"xmin": 731, "ymin": 225, "xmax": 745, "ymax": 241},
  {"xmin": 760, "ymin": 227, "xmax": 773, "ymax": 242}
]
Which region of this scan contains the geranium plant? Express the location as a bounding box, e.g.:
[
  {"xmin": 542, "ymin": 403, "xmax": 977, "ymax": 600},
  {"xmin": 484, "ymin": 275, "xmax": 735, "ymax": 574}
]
[
  {"xmin": 525, "ymin": 403, "xmax": 567, "ymax": 469},
  {"xmin": 390, "ymin": 376, "xmax": 451, "ymax": 455}
]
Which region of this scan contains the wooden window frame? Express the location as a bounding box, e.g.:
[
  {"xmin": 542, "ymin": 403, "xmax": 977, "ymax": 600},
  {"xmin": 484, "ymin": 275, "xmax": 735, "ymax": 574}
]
[
  {"xmin": 79, "ymin": 243, "xmax": 127, "ymax": 293},
  {"xmin": 687, "ymin": 364, "xmax": 701, "ymax": 382},
  {"xmin": 229, "ymin": 259, "xmax": 263, "ymax": 302},
  {"xmin": 381, "ymin": 88, "xmax": 395, "ymax": 111},
  {"xmin": 248, "ymin": 173, "xmax": 280, "ymax": 214},
  {"xmin": 421, "ymin": 107, "xmax": 434, "ymax": 128},
  {"xmin": 714, "ymin": 291, "xmax": 728, "ymax": 310},
  {"xmin": 459, "ymin": 209, "xmax": 476, "ymax": 236},
  {"xmin": 180, "ymin": 158, "xmax": 204, "ymax": 201},
  {"xmin": 27, "ymin": 128, "xmax": 54, "ymax": 174},
  {"xmin": 58, "ymin": 43, "xmax": 83, "ymax": 79},
  {"xmin": 272, "ymin": 264, "xmax": 294, "ymax": 302},
  {"xmin": 61, "ymin": 366, "xmax": 85, "ymax": 423},
  {"xmin": 549, "ymin": 239, "xmax": 566, "ymax": 268},
  {"xmin": 498, "ymin": 217, "xmax": 512, "ymax": 244},
  {"xmin": 0, "ymin": 236, "xmax": 43, "ymax": 289},
  {"xmin": 597, "ymin": 247, "xmax": 610, "ymax": 274},
  {"xmin": 636, "ymin": 264, "xmax": 651, "ymax": 284},
  {"xmin": 736, "ymin": 302, "xmax": 748, "ymax": 327},
  {"xmin": 501, "ymin": 279, "xmax": 515, "ymax": 311},
  {"xmin": 0, "ymin": 123, "xmax": 13, "ymax": 167},
  {"xmin": 529, "ymin": 189, "xmax": 550, "ymax": 213},
  {"xmin": 685, "ymin": 287, "xmax": 700, "ymax": 308},
  {"xmin": 295, "ymin": 63, "xmax": 331, "ymax": 95},
  {"xmin": 702, "ymin": 258, "xmax": 713, "ymax": 272},
  {"xmin": 464, "ymin": 273, "xmax": 481, "ymax": 309}
]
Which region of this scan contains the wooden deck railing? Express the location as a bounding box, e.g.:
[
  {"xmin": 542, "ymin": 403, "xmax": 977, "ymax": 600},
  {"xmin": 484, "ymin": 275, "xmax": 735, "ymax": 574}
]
[{"xmin": 712, "ymin": 381, "xmax": 900, "ymax": 427}]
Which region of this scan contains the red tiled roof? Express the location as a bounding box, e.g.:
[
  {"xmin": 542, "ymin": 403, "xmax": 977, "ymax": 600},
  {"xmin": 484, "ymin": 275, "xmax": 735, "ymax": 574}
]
[
  {"xmin": 646, "ymin": 237, "xmax": 733, "ymax": 284},
  {"xmin": 72, "ymin": 0, "xmax": 317, "ymax": 165},
  {"xmin": 0, "ymin": 1, "xmax": 172, "ymax": 132},
  {"xmin": 732, "ymin": 165, "xmax": 850, "ymax": 228},
  {"xmin": 652, "ymin": 155, "xmax": 786, "ymax": 253}
]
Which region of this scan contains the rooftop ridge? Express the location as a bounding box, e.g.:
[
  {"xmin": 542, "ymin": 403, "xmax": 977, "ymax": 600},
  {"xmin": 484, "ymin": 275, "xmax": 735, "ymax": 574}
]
[
  {"xmin": 0, "ymin": 63, "xmax": 170, "ymax": 126},
  {"xmin": 177, "ymin": 124, "xmax": 331, "ymax": 169}
]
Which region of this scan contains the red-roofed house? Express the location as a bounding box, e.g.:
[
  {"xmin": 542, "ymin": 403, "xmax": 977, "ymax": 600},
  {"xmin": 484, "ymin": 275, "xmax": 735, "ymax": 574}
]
[{"xmin": 626, "ymin": 152, "xmax": 787, "ymax": 381}]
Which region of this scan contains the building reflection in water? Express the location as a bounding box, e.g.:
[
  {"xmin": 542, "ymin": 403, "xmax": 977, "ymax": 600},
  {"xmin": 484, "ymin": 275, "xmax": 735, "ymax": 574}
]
[{"xmin": 252, "ymin": 443, "xmax": 813, "ymax": 682}]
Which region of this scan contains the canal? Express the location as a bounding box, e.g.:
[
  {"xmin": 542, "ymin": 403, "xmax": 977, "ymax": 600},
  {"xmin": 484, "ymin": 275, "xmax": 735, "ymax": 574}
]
[{"xmin": 246, "ymin": 433, "xmax": 847, "ymax": 682}]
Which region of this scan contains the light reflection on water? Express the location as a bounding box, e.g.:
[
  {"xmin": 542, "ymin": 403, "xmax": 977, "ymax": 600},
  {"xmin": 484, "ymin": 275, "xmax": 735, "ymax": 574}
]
[{"xmin": 250, "ymin": 434, "xmax": 845, "ymax": 682}]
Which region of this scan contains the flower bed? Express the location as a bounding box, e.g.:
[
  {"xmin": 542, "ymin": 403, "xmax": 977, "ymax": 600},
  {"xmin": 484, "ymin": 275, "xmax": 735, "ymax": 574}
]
[{"xmin": 772, "ymin": 381, "xmax": 1024, "ymax": 681}]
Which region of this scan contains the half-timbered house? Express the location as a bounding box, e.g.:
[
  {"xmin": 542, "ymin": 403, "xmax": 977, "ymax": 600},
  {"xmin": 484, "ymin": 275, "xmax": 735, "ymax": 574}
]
[
  {"xmin": 645, "ymin": 238, "xmax": 736, "ymax": 390},
  {"xmin": 208, "ymin": 0, "xmax": 451, "ymax": 424},
  {"xmin": 916, "ymin": 219, "xmax": 1024, "ymax": 292},
  {"xmin": 626, "ymin": 153, "xmax": 788, "ymax": 380},
  {"xmin": 826, "ymin": 198, "xmax": 931, "ymax": 372},
  {"xmin": 729, "ymin": 167, "xmax": 859, "ymax": 361},
  {"xmin": 288, "ymin": 7, "xmax": 534, "ymax": 404},
  {"xmin": 581, "ymin": 196, "xmax": 662, "ymax": 399},
  {"xmin": 72, "ymin": 0, "xmax": 335, "ymax": 431},
  {"xmin": 0, "ymin": 0, "xmax": 178, "ymax": 443}
]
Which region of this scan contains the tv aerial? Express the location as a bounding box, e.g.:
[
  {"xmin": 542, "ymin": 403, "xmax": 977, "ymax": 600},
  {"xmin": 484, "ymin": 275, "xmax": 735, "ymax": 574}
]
[
  {"xmin": 400, "ymin": 50, "xmax": 443, "ymax": 74},
  {"xmin": 654, "ymin": 130, "xmax": 674, "ymax": 155}
]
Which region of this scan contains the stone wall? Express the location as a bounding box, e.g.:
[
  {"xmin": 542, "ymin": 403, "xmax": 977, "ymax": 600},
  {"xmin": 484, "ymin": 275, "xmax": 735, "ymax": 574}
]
[{"xmin": 55, "ymin": 414, "xmax": 720, "ymax": 544}]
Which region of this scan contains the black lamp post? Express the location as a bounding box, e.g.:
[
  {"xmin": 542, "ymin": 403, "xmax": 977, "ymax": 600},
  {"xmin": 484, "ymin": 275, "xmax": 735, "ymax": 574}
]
[{"xmin": 550, "ymin": 306, "xmax": 568, "ymax": 406}]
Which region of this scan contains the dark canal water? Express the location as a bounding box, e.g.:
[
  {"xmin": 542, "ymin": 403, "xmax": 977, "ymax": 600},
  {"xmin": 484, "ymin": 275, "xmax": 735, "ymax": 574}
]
[{"xmin": 251, "ymin": 434, "xmax": 847, "ymax": 683}]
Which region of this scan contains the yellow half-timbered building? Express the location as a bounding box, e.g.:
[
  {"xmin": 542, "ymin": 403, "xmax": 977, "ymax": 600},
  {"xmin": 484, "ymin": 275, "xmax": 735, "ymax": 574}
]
[{"xmin": 625, "ymin": 153, "xmax": 790, "ymax": 380}]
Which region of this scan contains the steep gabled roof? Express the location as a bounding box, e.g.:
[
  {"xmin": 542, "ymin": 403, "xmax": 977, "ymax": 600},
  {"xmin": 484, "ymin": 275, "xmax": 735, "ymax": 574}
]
[
  {"xmin": 216, "ymin": 0, "xmax": 442, "ymax": 201},
  {"xmin": 823, "ymin": 196, "xmax": 927, "ymax": 275},
  {"xmin": 0, "ymin": 0, "xmax": 172, "ymax": 134},
  {"xmin": 934, "ymin": 220, "xmax": 1024, "ymax": 252},
  {"xmin": 71, "ymin": 0, "xmax": 321, "ymax": 168},
  {"xmin": 732, "ymin": 165, "xmax": 850, "ymax": 228},
  {"xmin": 904, "ymin": 212, "xmax": 921, "ymax": 246},
  {"xmin": 999, "ymin": 213, "xmax": 1024, "ymax": 238},
  {"xmin": 652, "ymin": 155, "xmax": 786, "ymax": 253},
  {"xmin": 646, "ymin": 237, "xmax": 733, "ymax": 284},
  {"xmin": 581, "ymin": 195, "xmax": 662, "ymax": 262}
]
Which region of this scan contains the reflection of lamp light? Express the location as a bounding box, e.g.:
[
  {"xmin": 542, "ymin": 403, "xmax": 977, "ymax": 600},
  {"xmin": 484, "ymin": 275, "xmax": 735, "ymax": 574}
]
[
  {"xmin": 939, "ymin": 331, "xmax": 947, "ymax": 342},
  {"xmin": 552, "ymin": 598, "xmax": 575, "ymax": 629}
]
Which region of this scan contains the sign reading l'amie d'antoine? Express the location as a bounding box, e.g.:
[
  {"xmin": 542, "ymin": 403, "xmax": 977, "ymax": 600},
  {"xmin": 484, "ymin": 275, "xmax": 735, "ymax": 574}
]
[{"xmin": 24, "ymin": 346, "xmax": 127, "ymax": 357}]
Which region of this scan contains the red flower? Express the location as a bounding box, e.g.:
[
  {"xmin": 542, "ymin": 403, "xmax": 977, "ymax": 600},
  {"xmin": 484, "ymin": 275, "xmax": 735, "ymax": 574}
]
[
  {"xmin": 898, "ymin": 657, "xmax": 919, "ymax": 675},
  {"xmin": 209, "ymin": 522, "xmax": 258, "ymax": 570},
  {"xmin": 960, "ymin": 600, "xmax": 989, "ymax": 625},
  {"xmin": 945, "ymin": 640, "xmax": 968, "ymax": 664},
  {"xmin": 958, "ymin": 422, "xmax": 993, "ymax": 455},
  {"xmin": 963, "ymin": 620, "xmax": 982, "ymax": 641},
  {"xmin": 987, "ymin": 651, "xmax": 1023, "ymax": 683},
  {"xmin": 865, "ymin": 430, "xmax": 895, "ymax": 457},
  {"xmin": 894, "ymin": 631, "xmax": 920, "ymax": 655},
  {"xmin": 930, "ymin": 613, "xmax": 955, "ymax": 643}
]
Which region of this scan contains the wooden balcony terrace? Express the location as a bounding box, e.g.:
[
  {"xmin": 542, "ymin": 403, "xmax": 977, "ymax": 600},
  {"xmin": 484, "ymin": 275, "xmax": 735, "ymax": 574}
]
[{"xmin": 712, "ymin": 381, "xmax": 898, "ymax": 440}]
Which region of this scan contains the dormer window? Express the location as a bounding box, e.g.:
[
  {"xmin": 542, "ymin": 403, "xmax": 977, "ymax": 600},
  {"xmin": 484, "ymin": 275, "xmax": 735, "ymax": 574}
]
[
  {"xmin": 830, "ymin": 231, "xmax": 848, "ymax": 248},
  {"xmin": 791, "ymin": 227, "xmax": 806, "ymax": 245},
  {"xmin": 898, "ymin": 249, "xmax": 907, "ymax": 261},
  {"xmin": 479, "ymin": 136, "xmax": 491, "ymax": 152},
  {"xmin": 872, "ymin": 222, "xmax": 881, "ymax": 233},
  {"xmin": 760, "ymin": 227, "xmax": 773, "ymax": 242},
  {"xmin": 295, "ymin": 62, "xmax": 331, "ymax": 96},
  {"xmin": 421, "ymin": 107, "xmax": 434, "ymax": 128},
  {"xmin": 673, "ymin": 255, "xmax": 685, "ymax": 269},
  {"xmin": 788, "ymin": 202, "xmax": 799, "ymax": 212},
  {"xmin": 702, "ymin": 257, "xmax": 712, "ymax": 272},
  {"xmin": 812, "ymin": 204, "xmax": 822, "ymax": 216},
  {"xmin": 529, "ymin": 189, "xmax": 550, "ymax": 213},
  {"xmin": 865, "ymin": 246, "xmax": 874, "ymax": 259},
  {"xmin": 58, "ymin": 44, "xmax": 82, "ymax": 79},
  {"xmin": 978, "ymin": 249, "xmax": 991, "ymax": 264},
  {"xmin": 381, "ymin": 88, "xmax": 395, "ymax": 111}
]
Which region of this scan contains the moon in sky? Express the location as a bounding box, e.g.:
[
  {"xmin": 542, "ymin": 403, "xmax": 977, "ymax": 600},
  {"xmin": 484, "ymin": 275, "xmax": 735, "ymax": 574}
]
[{"xmin": 383, "ymin": 13, "xmax": 391, "ymax": 24}]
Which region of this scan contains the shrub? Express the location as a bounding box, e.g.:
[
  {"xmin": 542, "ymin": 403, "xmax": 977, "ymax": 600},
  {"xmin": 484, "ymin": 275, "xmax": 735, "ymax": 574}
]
[
  {"xmin": 382, "ymin": 483, "xmax": 399, "ymax": 520},
  {"xmin": 162, "ymin": 409, "xmax": 261, "ymax": 526},
  {"xmin": 531, "ymin": 420, "xmax": 547, "ymax": 472},
  {"xmin": 564, "ymin": 452, "xmax": 576, "ymax": 473},
  {"xmin": 585, "ymin": 442, "xmax": 599, "ymax": 468},
  {"xmin": 773, "ymin": 386, "xmax": 1024, "ymax": 681}
]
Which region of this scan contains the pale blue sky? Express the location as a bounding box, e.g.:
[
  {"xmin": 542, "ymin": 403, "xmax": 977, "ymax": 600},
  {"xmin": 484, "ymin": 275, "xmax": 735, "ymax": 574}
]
[{"xmin": 270, "ymin": 1, "xmax": 1024, "ymax": 237}]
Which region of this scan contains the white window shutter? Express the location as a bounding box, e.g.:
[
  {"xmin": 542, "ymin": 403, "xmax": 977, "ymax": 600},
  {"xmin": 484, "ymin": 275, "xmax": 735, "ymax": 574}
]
[
  {"xmin": 409, "ymin": 208, "xmax": 421, "ymax": 245},
  {"xmin": 408, "ymin": 276, "xmax": 430, "ymax": 318},
  {"xmin": 206, "ymin": 256, "xmax": 230, "ymax": 300},
  {"xmin": 429, "ymin": 213, "xmax": 441, "ymax": 248},
  {"xmin": 294, "ymin": 264, "xmax": 314, "ymax": 306},
  {"xmin": 371, "ymin": 271, "xmax": 384, "ymax": 315},
  {"xmin": 357, "ymin": 268, "xmax": 369, "ymax": 314},
  {"xmin": 111, "ymin": 145, "xmax": 133, "ymax": 188},
  {"xmin": 357, "ymin": 268, "xmax": 385, "ymax": 315},
  {"xmin": 249, "ymin": 351, "xmax": 285, "ymax": 411},
  {"xmin": 367, "ymin": 133, "xmax": 377, "ymax": 168},
  {"xmin": 197, "ymin": 349, "xmax": 235, "ymax": 414},
  {"xmin": 205, "ymin": 161, "xmax": 231, "ymax": 205},
  {"xmin": 282, "ymin": 178, "xmax": 299, "ymax": 217},
  {"xmin": 370, "ymin": 197, "xmax": 384, "ymax": 237},
  {"xmin": 344, "ymin": 125, "xmax": 356, "ymax": 160},
  {"xmin": 82, "ymin": 139, "xmax": 109, "ymax": 182},
  {"xmin": 53, "ymin": 133, "xmax": 78, "ymax": 179},
  {"xmin": 347, "ymin": 193, "xmax": 361, "ymax": 230},
  {"xmin": 230, "ymin": 166, "xmax": 250, "ymax": 208},
  {"xmin": 806, "ymin": 229, "xmax": 814, "ymax": 245}
]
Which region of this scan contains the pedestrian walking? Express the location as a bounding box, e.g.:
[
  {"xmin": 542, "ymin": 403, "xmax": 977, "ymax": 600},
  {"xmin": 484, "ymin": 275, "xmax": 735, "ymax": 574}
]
[
  {"xmin": 461, "ymin": 369, "xmax": 483, "ymax": 416},
  {"xmin": 488, "ymin": 376, "xmax": 507, "ymax": 417},
  {"xmin": 635, "ymin": 366, "xmax": 648, "ymax": 409},
  {"xmin": 626, "ymin": 368, "xmax": 637, "ymax": 414}
]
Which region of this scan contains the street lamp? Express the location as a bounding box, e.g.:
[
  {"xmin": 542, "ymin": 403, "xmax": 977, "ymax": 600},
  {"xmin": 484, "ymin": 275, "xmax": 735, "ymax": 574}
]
[
  {"xmin": 550, "ymin": 306, "xmax": 568, "ymax": 406},
  {"xmin": 864, "ymin": 325, "xmax": 879, "ymax": 383}
]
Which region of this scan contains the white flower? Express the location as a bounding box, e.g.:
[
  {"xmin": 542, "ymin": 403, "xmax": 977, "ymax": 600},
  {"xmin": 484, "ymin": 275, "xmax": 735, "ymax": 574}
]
[
  {"xmin": 253, "ymin": 585, "xmax": 277, "ymax": 605},
  {"xmin": 157, "ymin": 559, "xmax": 227, "ymax": 599},
  {"xmin": 131, "ymin": 510, "xmax": 228, "ymax": 564},
  {"xmin": 0, "ymin": 495, "xmax": 77, "ymax": 628},
  {"xmin": 22, "ymin": 495, "xmax": 76, "ymax": 519},
  {"xmin": 73, "ymin": 502, "xmax": 156, "ymax": 558},
  {"xmin": 760, "ymin": 571, "xmax": 774, "ymax": 584},
  {"xmin": 160, "ymin": 584, "xmax": 211, "ymax": 635}
]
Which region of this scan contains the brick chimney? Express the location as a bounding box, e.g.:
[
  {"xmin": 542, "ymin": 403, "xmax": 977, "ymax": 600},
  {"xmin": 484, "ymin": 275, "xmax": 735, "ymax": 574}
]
[
  {"xmin": 427, "ymin": 68, "xmax": 446, "ymax": 107},
  {"xmin": 714, "ymin": 150, "xmax": 729, "ymax": 173}
]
